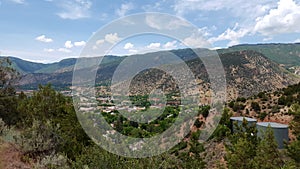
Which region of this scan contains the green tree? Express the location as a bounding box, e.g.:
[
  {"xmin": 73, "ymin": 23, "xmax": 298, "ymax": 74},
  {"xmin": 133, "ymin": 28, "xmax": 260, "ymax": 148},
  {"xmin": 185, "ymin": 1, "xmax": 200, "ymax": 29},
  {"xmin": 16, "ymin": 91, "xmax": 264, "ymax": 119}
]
[
  {"xmin": 18, "ymin": 84, "xmax": 66, "ymax": 127},
  {"xmin": 0, "ymin": 58, "xmax": 19, "ymax": 125},
  {"xmin": 252, "ymin": 127, "xmax": 283, "ymax": 169},
  {"xmin": 229, "ymin": 118, "xmax": 258, "ymax": 147},
  {"xmin": 210, "ymin": 108, "xmax": 232, "ymax": 141},
  {"xmin": 226, "ymin": 118, "xmax": 258, "ymax": 169},
  {"xmin": 17, "ymin": 85, "xmax": 91, "ymax": 160},
  {"xmin": 287, "ymin": 104, "xmax": 300, "ymax": 165},
  {"xmin": 55, "ymin": 101, "xmax": 91, "ymax": 160},
  {"xmin": 290, "ymin": 104, "xmax": 300, "ymax": 139},
  {"xmin": 0, "ymin": 58, "xmax": 18, "ymax": 96},
  {"xmin": 199, "ymin": 105, "xmax": 210, "ymax": 118},
  {"xmin": 251, "ymin": 101, "xmax": 261, "ymax": 112},
  {"xmin": 226, "ymin": 137, "xmax": 255, "ymax": 169},
  {"xmin": 287, "ymin": 141, "xmax": 300, "ymax": 164}
]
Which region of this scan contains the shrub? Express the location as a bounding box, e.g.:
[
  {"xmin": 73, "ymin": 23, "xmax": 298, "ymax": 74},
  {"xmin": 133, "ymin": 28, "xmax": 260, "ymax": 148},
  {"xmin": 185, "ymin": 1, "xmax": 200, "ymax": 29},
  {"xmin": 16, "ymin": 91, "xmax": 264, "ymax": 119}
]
[
  {"xmin": 228, "ymin": 101, "xmax": 235, "ymax": 108},
  {"xmin": 257, "ymin": 92, "xmax": 265, "ymax": 98},
  {"xmin": 271, "ymin": 105, "xmax": 280, "ymax": 113},
  {"xmin": 236, "ymin": 97, "xmax": 246, "ymax": 103},
  {"xmin": 191, "ymin": 130, "xmax": 201, "ymax": 141},
  {"xmin": 34, "ymin": 153, "xmax": 70, "ymax": 169},
  {"xmin": 278, "ymin": 96, "xmax": 286, "ymax": 105},
  {"xmin": 194, "ymin": 119, "xmax": 203, "ymax": 128},
  {"xmin": 259, "ymin": 112, "xmax": 268, "ymax": 121},
  {"xmin": 189, "ymin": 142, "xmax": 204, "ymax": 155},
  {"xmin": 16, "ymin": 120, "xmax": 60, "ymax": 158},
  {"xmin": 0, "ymin": 118, "xmax": 8, "ymax": 136},
  {"xmin": 199, "ymin": 105, "xmax": 210, "ymax": 118},
  {"xmin": 251, "ymin": 102, "xmax": 261, "ymax": 112},
  {"xmin": 232, "ymin": 103, "xmax": 245, "ymax": 112}
]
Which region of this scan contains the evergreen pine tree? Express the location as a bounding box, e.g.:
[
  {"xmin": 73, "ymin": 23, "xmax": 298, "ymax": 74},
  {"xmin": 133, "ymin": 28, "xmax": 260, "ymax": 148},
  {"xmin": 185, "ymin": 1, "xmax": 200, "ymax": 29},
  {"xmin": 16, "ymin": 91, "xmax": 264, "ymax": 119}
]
[
  {"xmin": 253, "ymin": 126, "xmax": 283, "ymax": 169},
  {"xmin": 226, "ymin": 137, "xmax": 255, "ymax": 169}
]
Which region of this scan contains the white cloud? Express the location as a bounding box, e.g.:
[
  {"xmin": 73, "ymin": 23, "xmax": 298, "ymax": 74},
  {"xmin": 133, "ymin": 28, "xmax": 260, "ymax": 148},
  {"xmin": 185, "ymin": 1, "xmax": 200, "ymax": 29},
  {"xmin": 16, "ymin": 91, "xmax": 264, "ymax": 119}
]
[
  {"xmin": 58, "ymin": 48, "xmax": 72, "ymax": 53},
  {"xmin": 124, "ymin": 42, "xmax": 134, "ymax": 49},
  {"xmin": 183, "ymin": 35, "xmax": 209, "ymax": 48},
  {"xmin": 254, "ymin": 0, "xmax": 300, "ymax": 36},
  {"xmin": 263, "ymin": 37, "xmax": 273, "ymax": 41},
  {"xmin": 174, "ymin": 0, "xmax": 229, "ymax": 14},
  {"xmin": 64, "ymin": 40, "xmax": 73, "ymax": 49},
  {"xmin": 227, "ymin": 40, "xmax": 239, "ymax": 47},
  {"xmin": 116, "ymin": 3, "xmax": 134, "ymax": 17},
  {"xmin": 99, "ymin": 13, "xmax": 108, "ymax": 21},
  {"xmin": 145, "ymin": 14, "xmax": 189, "ymax": 30},
  {"xmin": 105, "ymin": 33, "xmax": 120, "ymax": 44},
  {"xmin": 96, "ymin": 39, "xmax": 105, "ymax": 45},
  {"xmin": 142, "ymin": 2, "xmax": 162, "ymax": 12},
  {"xmin": 163, "ymin": 41, "xmax": 177, "ymax": 49},
  {"xmin": 8, "ymin": 0, "xmax": 25, "ymax": 4},
  {"xmin": 174, "ymin": 0, "xmax": 275, "ymax": 21},
  {"xmin": 93, "ymin": 33, "xmax": 121, "ymax": 49},
  {"xmin": 57, "ymin": 0, "xmax": 92, "ymax": 20},
  {"xmin": 129, "ymin": 49, "xmax": 138, "ymax": 54},
  {"xmin": 64, "ymin": 40, "xmax": 86, "ymax": 48},
  {"xmin": 182, "ymin": 29, "xmax": 211, "ymax": 48},
  {"xmin": 23, "ymin": 58, "xmax": 51, "ymax": 63},
  {"xmin": 198, "ymin": 27, "xmax": 213, "ymax": 37},
  {"xmin": 295, "ymin": 38, "xmax": 300, "ymax": 43},
  {"xmin": 92, "ymin": 45, "xmax": 98, "ymax": 50},
  {"xmin": 44, "ymin": 48, "xmax": 55, "ymax": 52},
  {"xmin": 209, "ymin": 23, "xmax": 250, "ymax": 47},
  {"xmin": 74, "ymin": 41, "xmax": 86, "ymax": 47},
  {"xmin": 147, "ymin": 43, "xmax": 161, "ymax": 49},
  {"xmin": 35, "ymin": 35, "xmax": 53, "ymax": 43},
  {"xmin": 172, "ymin": 0, "xmax": 280, "ymax": 46}
]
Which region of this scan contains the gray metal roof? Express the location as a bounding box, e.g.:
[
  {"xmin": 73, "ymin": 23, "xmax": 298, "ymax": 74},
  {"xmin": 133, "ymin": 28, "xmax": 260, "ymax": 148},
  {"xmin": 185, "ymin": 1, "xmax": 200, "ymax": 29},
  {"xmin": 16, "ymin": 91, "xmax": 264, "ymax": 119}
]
[
  {"xmin": 230, "ymin": 116, "xmax": 257, "ymax": 122},
  {"xmin": 257, "ymin": 122, "xmax": 288, "ymax": 128}
]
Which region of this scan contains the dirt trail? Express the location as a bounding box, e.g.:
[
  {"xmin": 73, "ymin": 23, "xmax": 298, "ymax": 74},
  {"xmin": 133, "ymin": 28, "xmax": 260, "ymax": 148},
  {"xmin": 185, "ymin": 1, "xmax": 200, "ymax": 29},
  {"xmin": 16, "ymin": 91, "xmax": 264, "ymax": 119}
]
[{"xmin": 0, "ymin": 141, "xmax": 31, "ymax": 169}]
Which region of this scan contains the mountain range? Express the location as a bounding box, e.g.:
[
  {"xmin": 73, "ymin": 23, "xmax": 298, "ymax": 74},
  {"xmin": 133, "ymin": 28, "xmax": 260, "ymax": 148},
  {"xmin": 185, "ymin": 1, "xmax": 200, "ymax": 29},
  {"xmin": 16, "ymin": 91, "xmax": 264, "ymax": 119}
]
[{"xmin": 2, "ymin": 43, "xmax": 300, "ymax": 98}]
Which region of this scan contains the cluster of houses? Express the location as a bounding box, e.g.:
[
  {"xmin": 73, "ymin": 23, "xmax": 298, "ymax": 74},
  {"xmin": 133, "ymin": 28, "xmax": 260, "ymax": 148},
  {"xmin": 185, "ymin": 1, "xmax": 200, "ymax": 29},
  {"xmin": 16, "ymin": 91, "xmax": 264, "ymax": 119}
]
[{"xmin": 73, "ymin": 86, "xmax": 290, "ymax": 151}]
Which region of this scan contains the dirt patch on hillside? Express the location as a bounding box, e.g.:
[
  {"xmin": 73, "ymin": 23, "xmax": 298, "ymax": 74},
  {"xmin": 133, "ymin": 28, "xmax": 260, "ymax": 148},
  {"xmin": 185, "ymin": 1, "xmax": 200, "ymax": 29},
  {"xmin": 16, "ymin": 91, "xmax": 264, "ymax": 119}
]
[{"xmin": 0, "ymin": 141, "xmax": 31, "ymax": 169}]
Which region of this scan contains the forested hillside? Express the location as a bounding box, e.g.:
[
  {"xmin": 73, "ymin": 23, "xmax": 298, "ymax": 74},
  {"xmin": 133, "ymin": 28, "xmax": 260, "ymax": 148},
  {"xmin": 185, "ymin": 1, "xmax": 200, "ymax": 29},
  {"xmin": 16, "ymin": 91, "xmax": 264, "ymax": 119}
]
[{"xmin": 0, "ymin": 55, "xmax": 300, "ymax": 168}]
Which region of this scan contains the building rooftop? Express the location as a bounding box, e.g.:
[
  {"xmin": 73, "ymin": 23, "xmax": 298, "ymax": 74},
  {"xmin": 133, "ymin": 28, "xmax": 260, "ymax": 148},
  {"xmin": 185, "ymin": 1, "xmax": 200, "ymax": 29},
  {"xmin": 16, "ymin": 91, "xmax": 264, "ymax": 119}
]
[
  {"xmin": 230, "ymin": 117, "xmax": 257, "ymax": 122},
  {"xmin": 257, "ymin": 122, "xmax": 288, "ymax": 128}
]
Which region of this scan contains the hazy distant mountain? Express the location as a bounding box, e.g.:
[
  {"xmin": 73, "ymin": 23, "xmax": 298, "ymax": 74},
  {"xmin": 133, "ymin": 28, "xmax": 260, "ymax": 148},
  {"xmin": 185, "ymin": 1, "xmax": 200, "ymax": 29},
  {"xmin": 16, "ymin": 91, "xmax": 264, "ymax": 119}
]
[
  {"xmin": 0, "ymin": 55, "xmax": 122, "ymax": 75},
  {"xmin": 5, "ymin": 57, "xmax": 49, "ymax": 74},
  {"xmin": 13, "ymin": 55, "xmax": 124, "ymax": 89}
]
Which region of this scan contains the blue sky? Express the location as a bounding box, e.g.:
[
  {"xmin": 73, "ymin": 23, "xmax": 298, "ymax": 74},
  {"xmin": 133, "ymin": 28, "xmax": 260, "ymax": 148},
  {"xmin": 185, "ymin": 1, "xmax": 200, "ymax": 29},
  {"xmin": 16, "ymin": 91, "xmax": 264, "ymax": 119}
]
[{"xmin": 1, "ymin": 0, "xmax": 300, "ymax": 63}]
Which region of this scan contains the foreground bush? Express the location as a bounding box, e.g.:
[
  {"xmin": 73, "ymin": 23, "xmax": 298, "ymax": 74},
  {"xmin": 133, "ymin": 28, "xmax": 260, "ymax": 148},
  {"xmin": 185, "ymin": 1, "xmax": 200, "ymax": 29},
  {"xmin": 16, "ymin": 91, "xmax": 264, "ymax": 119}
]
[{"xmin": 15, "ymin": 120, "xmax": 60, "ymax": 158}]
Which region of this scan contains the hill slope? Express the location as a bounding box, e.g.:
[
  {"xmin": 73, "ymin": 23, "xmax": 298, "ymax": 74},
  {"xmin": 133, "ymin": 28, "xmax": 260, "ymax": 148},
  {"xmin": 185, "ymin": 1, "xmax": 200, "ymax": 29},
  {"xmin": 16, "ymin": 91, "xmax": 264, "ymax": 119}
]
[
  {"xmin": 126, "ymin": 49, "xmax": 298, "ymax": 99},
  {"xmin": 2, "ymin": 46, "xmax": 299, "ymax": 97},
  {"xmin": 222, "ymin": 43, "xmax": 300, "ymax": 67},
  {"xmin": 16, "ymin": 49, "xmax": 298, "ymax": 99}
]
